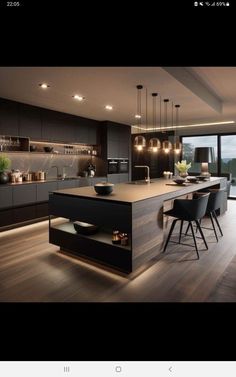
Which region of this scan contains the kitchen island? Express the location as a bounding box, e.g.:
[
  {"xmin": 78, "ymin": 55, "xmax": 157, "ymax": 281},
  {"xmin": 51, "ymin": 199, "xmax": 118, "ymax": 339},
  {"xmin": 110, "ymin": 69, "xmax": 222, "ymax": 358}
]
[{"xmin": 49, "ymin": 177, "xmax": 227, "ymax": 274}]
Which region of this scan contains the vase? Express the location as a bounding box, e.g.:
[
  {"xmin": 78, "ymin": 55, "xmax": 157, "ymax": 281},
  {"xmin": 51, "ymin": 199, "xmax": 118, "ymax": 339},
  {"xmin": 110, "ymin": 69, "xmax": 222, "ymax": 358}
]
[
  {"xmin": 0, "ymin": 172, "xmax": 9, "ymax": 184},
  {"xmin": 179, "ymin": 172, "xmax": 188, "ymax": 178}
]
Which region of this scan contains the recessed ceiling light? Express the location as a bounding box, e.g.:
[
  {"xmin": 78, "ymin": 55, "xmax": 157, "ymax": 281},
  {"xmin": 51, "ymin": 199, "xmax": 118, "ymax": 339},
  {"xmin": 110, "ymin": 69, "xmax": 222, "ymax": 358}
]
[
  {"xmin": 39, "ymin": 83, "xmax": 50, "ymax": 89},
  {"xmin": 73, "ymin": 95, "xmax": 85, "ymax": 101},
  {"xmin": 135, "ymin": 114, "xmax": 141, "ymax": 119},
  {"xmin": 105, "ymin": 105, "xmax": 113, "ymax": 110}
]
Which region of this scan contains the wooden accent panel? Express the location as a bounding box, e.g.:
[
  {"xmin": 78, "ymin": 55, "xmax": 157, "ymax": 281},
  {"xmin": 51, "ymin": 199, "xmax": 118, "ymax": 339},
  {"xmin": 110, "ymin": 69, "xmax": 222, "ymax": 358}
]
[{"xmin": 132, "ymin": 196, "xmax": 164, "ymax": 270}]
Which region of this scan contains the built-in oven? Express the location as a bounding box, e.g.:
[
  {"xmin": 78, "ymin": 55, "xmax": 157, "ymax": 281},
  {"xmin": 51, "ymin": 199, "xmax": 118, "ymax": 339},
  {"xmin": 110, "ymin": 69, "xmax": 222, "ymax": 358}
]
[
  {"xmin": 118, "ymin": 159, "xmax": 129, "ymax": 173},
  {"xmin": 108, "ymin": 159, "xmax": 119, "ymax": 174}
]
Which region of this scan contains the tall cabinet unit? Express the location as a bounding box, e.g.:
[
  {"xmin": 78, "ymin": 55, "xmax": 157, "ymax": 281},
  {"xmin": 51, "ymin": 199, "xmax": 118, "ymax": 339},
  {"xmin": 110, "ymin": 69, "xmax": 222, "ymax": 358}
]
[{"xmin": 100, "ymin": 121, "xmax": 131, "ymax": 183}]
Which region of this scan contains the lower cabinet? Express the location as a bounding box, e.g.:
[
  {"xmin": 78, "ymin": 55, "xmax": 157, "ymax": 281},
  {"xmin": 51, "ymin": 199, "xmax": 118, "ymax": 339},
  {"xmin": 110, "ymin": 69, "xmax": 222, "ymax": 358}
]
[
  {"xmin": 13, "ymin": 205, "xmax": 36, "ymax": 224},
  {"xmin": 57, "ymin": 180, "xmax": 78, "ymax": 189},
  {"xmin": 13, "ymin": 184, "xmax": 37, "ymax": 206},
  {"xmin": 0, "ymin": 186, "xmax": 13, "ymax": 209},
  {"xmin": 37, "ymin": 182, "xmax": 58, "ymax": 202},
  {"xmin": 107, "ymin": 174, "xmax": 129, "ymax": 184}
]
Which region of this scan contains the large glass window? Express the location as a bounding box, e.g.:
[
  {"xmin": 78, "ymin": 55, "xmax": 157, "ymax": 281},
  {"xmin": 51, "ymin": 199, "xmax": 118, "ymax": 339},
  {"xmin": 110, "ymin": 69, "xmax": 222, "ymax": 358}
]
[
  {"xmin": 221, "ymin": 135, "xmax": 236, "ymax": 197},
  {"xmin": 182, "ymin": 135, "xmax": 218, "ymax": 174}
]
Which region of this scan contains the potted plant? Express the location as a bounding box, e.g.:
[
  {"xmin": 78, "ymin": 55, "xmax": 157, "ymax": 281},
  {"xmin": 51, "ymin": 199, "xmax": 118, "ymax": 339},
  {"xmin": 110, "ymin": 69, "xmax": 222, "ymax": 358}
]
[
  {"xmin": 175, "ymin": 160, "xmax": 191, "ymax": 178},
  {"xmin": 0, "ymin": 154, "xmax": 11, "ymax": 184}
]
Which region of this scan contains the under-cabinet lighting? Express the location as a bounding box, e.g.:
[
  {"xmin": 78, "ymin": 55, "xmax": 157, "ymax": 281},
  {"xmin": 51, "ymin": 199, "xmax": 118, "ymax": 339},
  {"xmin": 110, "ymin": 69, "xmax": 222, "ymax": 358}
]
[{"xmin": 135, "ymin": 114, "xmax": 141, "ymax": 119}]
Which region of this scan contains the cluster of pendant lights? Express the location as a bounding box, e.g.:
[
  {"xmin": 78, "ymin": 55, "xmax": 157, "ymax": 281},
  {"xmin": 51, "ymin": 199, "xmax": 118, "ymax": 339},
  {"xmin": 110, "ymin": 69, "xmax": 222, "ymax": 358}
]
[{"xmin": 133, "ymin": 85, "xmax": 182, "ymax": 154}]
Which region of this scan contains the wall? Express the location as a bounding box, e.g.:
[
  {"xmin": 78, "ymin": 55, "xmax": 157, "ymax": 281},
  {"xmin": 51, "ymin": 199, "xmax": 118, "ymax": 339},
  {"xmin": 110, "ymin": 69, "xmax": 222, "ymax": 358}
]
[{"xmin": 5, "ymin": 153, "xmax": 106, "ymax": 178}]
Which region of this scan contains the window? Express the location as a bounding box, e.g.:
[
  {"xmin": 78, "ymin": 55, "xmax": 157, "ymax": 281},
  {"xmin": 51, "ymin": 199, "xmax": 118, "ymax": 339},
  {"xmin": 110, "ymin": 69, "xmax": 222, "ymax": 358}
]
[{"xmin": 182, "ymin": 135, "xmax": 218, "ymax": 174}]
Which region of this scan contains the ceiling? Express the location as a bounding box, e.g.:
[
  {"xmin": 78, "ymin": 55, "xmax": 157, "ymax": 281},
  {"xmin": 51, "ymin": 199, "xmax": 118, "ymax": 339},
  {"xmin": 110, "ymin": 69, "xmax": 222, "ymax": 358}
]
[{"xmin": 0, "ymin": 67, "xmax": 236, "ymax": 132}]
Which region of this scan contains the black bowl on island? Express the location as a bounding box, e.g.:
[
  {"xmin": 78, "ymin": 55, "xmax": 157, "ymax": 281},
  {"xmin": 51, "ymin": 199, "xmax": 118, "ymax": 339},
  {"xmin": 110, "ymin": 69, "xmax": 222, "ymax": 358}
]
[
  {"xmin": 44, "ymin": 146, "xmax": 54, "ymax": 153},
  {"xmin": 187, "ymin": 176, "xmax": 199, "ymax": 183},
  {"xmin": 94, "ymin": 182, "xmax": 114, "ymax": 195},
  {"xmin": 73, "ymin": 221, "xmax": 99, "ymax": 235},
  {"xmin": 173, "ymin": 176, "xmax": 186, "ymax": 184}
]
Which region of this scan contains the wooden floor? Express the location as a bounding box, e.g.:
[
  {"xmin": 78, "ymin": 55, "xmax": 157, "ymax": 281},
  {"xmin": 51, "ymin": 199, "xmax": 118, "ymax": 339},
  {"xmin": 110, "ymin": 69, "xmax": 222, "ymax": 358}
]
[{"xmin": 1, "ymin": 201, "xmax": 236, "ymax": 302}]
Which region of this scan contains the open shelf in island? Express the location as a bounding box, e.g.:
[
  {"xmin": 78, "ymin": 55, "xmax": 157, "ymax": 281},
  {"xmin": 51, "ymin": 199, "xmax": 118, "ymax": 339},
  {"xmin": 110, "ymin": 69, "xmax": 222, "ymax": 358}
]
[{"xmin": 49, "ymin": 221, "xmax": 132, "ymax": 273}]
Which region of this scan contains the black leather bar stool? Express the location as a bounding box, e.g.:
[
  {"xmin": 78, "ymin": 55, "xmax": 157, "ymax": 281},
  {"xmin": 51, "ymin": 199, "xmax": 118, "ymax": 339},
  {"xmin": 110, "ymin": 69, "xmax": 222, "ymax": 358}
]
[
  {"xmin": 163, "ymin": 193, "xmax": 210, "ymax": 259},
  {"xmin": 186, "ymin": 189, "xmax": 224, "ymax": 242}
]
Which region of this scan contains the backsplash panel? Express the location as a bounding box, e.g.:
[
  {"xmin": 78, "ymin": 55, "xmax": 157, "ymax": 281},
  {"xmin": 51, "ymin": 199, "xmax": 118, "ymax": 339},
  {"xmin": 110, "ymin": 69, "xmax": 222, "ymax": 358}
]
[{"xmin": 3, "ymin": 153, "xmax": 106, "ymax": 178}]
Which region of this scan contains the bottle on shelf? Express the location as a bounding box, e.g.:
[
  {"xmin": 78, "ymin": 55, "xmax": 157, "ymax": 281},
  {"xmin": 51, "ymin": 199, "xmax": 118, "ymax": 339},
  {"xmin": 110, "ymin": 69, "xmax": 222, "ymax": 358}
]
[{"xmin": 112, "ymin": 230, "xmax": 121, "ymax": 244}]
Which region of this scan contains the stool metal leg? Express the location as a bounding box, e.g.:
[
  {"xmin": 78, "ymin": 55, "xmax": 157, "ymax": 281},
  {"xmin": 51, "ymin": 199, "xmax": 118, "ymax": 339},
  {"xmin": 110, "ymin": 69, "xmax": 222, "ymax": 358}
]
[
  {"xmin": 185, "ymin": 222, "xmax": 190, "ymax": 236},
  {"xmin": 189, "ymin": 221, "xmax": 199, "ymax": 259},
  {"xmin": 195, "ymin": 220, "xmax": 208, "ymax": 250},
  {"xmin": 213, "ymin": 210, "xmax": 223, "ymax": 236},
  {"xmin": 210, "ymin": 212, "xmax": 218, "ymax": 242},
  {"xmin": 163, "ymin": 219, "xmax": 178, "ymax": 253},
  {"xmin": 179, "ymin": 220, "xmax": 184, "ymax": 244}
]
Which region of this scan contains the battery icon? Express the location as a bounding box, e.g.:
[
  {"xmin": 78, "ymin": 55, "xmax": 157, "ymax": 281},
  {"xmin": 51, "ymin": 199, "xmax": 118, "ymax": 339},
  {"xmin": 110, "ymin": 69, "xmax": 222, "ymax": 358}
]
[{"xmin": 194, "ymin": 1, "xmax": 198, "ymax": 5}]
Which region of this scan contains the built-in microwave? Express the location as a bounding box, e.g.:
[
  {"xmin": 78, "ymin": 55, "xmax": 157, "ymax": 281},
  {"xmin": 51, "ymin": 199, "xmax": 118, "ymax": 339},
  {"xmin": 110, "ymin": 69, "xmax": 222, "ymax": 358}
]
[
  {"xmin": 108, "ymin": 159, "xmax": 119, "ymax": 174},
  {"xmin": 118, "ymin": 159, "xmax": 129, "ymax": 173}
]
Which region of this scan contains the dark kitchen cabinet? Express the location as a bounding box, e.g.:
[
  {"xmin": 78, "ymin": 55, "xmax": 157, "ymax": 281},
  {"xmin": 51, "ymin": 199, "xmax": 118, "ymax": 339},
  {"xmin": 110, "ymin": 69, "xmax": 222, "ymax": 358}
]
[
  {"xmin": 18, "ymin": 103, "xmax": 42, "ymax": 140},
  {"xmin": 41, "ymin": 110, "xmax": 74, "ymax": 142},
  {"xmin": 107, "ymin": 140, "xmax": 119, "ymax": 158},
  {"xmin": 12, "ymin": 184, "xmax": 37, "ymax": 206},
  {"xmin": 0, "ymin": 99, "xmax": 19, "ymax": 136},
  {"xmin": 36, "ymin": 181, "xmax": 58, "ymax": 202},
  {"xmin": 107, "ymin": 174, "xmax": 120, "ymax": 184},
  {"xmin": 119, "ymin": 173, "xmax": 129, "ymax": 183},
  {"xmin": 0, "ymin": 208, "xmax": 13, "ymax": 227},
  {"xmin": 57, "ymin": 180, "xmax": 78, "ymax": 190},
  {"xmin": 74, "ymin": 118, "xmax": 98, "ymax": 144},
  {"xmin": 13, "ymin": 205, "xmax": 36, "ymax": 224},
  {"xmin": 88, "ymin": 123, "xmax": 97, "ymax": 144},
  {"xmin": 102, "ymin": 121, "xmax": 130, "ymax": 159},
  {"xmin": 0, "ymin": 186, "xmax": 13, "ymax": 209}
]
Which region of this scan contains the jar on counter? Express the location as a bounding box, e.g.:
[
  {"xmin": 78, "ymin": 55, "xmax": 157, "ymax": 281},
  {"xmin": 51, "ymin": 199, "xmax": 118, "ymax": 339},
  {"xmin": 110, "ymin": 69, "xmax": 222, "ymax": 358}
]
[
  {"xmin": 112, "ymin": 230, "xmax": 121, "ymax": 244},
  {"xmin": 119, "ymin": 233, "xmax": 129, "ymax": 246}
]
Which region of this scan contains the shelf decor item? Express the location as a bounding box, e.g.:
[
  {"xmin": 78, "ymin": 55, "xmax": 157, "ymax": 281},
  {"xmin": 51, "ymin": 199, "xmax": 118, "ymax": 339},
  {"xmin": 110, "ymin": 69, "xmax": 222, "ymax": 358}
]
[
  {"xmin": 0, "ymin": 153, "xmax": 11, "ymax": 184},
  {"xmin": 175, "ymin": 160, "xmax": 191, "ymax": 178}
]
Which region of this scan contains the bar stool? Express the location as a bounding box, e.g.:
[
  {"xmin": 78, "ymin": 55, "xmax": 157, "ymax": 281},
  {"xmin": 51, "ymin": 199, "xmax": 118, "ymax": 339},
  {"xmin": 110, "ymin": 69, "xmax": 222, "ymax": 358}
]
[
  {"xmin": 186, "ymin": 189, "xmax": 224, "ymax": 242},
  {"xmin": 163, "ymin": 192, "xmax": 210, "ymax": 259}
]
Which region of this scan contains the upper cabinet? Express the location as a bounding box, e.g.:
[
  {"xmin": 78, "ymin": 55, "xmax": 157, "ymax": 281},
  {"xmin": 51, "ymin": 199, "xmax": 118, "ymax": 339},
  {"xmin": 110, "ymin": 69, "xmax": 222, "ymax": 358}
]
[
  {"xmin": 0, "ymin": 97, "xmax": 99, "ymax": 145},
  {"xmin": 0, "ymin": 98, "xmax": 19, "ymax": 136},
  {"xmin": 41, "ymin": 109, "xmax": 75, "ymax": 142},
  {"xmin": 102, "ymin": 121, "xmax": 131, "ymax": 159},
  {"xmin": 18, "ymin": 103, "xmax": 42, "ymax": 140},
  {"xmin": 74, "ymin": 117, "xmax": 98, "ymax": 144}
]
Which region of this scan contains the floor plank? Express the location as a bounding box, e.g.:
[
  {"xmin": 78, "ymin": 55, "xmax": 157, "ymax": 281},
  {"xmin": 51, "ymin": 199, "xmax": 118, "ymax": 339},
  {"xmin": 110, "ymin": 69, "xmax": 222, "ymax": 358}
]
[{"xmin": 1, "ymin": 202, "xmax": 236, "ymax": 302}]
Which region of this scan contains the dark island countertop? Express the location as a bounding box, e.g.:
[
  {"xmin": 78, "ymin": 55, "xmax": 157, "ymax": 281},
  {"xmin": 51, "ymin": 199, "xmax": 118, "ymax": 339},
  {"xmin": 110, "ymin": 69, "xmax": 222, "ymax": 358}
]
[{"xmin": 52, "ymin": 177, "xmax": 226, "ymax": 203}]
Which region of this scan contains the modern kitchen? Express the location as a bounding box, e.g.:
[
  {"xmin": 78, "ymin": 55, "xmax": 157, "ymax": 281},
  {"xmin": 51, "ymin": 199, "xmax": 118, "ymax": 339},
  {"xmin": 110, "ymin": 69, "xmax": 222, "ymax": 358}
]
[{"xmin": 0, "ymin": 67, "xmax": 236, "ymax": 302}]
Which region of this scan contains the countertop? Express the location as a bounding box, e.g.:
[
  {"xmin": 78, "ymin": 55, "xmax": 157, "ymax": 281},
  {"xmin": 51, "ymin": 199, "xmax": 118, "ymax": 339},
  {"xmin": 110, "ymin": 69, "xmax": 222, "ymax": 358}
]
[
  {"xmin": 3, "ymin": 176, "xmax": 107, "ymax": 186},
  {"xmin": 52, "ymin": 177, "xmax": 226, "ymax": 203}
]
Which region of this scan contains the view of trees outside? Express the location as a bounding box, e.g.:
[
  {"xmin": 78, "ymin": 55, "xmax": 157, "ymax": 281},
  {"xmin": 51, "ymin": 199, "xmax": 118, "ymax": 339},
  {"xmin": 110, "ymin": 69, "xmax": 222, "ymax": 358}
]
[
  {"xmin": 182, "ymin": 136, "xmax": 217, "ymax": 174},
  {"xmin": 221, "ymin": 135, "xmax": 236, "ymax": 196},
  {"xmin": 182, "ymin": 134, "xmax": 236, "ymax": 197}
]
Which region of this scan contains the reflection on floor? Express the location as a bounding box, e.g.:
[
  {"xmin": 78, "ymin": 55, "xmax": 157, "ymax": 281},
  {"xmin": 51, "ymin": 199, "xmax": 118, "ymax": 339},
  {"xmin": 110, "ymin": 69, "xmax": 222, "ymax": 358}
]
[{"xmin": 0, "ymin": 201, "xmax": 236, "ymax": 302}]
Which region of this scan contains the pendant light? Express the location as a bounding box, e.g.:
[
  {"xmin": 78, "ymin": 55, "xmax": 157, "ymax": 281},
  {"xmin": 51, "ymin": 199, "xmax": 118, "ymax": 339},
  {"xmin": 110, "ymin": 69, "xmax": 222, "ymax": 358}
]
[
  {"xmin": 149, "ymin": 93, "xmax": 161, "ymax": 152},
  {"xmin": 162, "ymin": 99, "xmax": 172, "ymax": 153},
  {"xmin": 134, "ymin": 85, "xmax": 146, "ymax": 151},
  {"xmin": 174, "ymin": 104, "xmax": 181, "ymax": 154}
]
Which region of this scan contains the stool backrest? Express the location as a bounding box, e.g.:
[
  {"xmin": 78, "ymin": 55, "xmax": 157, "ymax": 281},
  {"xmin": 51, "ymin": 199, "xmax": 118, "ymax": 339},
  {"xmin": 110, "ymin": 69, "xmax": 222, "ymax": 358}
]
[
  {"xmin": 207, "ymin": 189, "xmax": 225, "ymax": 212},
  {"xmin": 173, "ymin": 192, "xmax": 210, "ymax": 221}
]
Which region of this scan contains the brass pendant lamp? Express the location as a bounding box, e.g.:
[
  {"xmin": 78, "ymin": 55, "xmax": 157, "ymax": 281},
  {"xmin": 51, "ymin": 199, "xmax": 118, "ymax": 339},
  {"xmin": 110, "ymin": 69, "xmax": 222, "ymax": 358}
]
[
  {"xmin": 162, "ymin": 99, "xmax": 172, "ymax": 153},
  {"xmin": 174, "ymin": 104, "xmax": 182, "ymax": 154},
  {"xmin": 134, "ymin": 85, "xmax": 146, "ymax": 151},
  {"xmin": 149, "ymin": 93, "xmax": 161, "ymax": 152}
]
